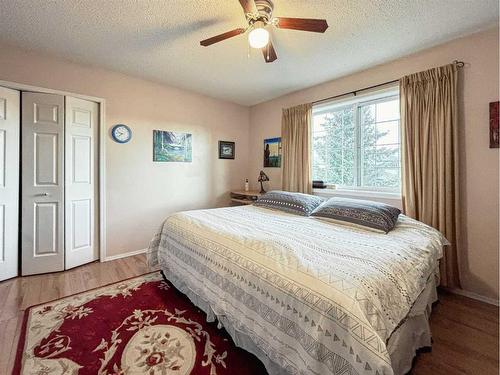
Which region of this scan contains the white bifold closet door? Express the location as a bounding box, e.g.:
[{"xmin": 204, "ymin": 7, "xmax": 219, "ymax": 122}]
[
  {"xmin": 22, "ymin": 92, "xmax": 98, "ymax": 275},
  {"xmin": 0, "ymin": 87, "xmax": 20, "ymax": 281},
  {"xmin": 22, "ymin": 92, "xmax": 65, "ymax": 275},
  {"xmin": 64, "ymin": 96, "xmax": 99, "ymax": 269}
]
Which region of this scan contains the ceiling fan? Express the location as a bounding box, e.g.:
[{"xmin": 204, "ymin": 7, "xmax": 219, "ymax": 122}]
[{"xmin": 200, "ymin": 0, "xmax": 328, "ymax": 63}]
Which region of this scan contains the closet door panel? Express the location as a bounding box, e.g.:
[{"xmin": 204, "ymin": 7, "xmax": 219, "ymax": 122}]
[
  {"xmin": 34, "ymin": 202, "xmax": 59, "ymax": 254},
  {"xmin": 22, "ymin": 92, "xmax": 65, "ymax": 275},
  {"xmin": 65, "ymin": 96, "xmax": 98, "ymax": 269},
  {"xmin": 72, "ymin": 136, "xmax": 91, "ymax": 182},
  {"xmin": 0, "ymin": 87, "xmax": 19, "ymax": 281},
  {"xmin": 34, "ymin": 132, "xmax": 59, "ymax": 185},
  {"xmin": 0, "ymin": 129, "xmax": 5, "ymax": 186}
]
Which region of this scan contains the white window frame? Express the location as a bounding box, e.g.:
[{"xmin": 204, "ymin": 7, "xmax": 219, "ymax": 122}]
[{"xmin": 312, "ymin": 85, "xmax": 401, "ymax": 195}]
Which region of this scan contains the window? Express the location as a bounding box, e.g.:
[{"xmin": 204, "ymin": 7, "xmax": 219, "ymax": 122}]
[{"xmin": 312, "ymin": 87, "xmax": 401, "ymax": 193}]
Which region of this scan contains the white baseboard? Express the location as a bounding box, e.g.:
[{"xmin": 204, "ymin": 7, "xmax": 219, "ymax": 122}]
[
  {"xmin": 104, "ymin": 248, "xmax": 148, "ymax": 262},
  {"xmin": 446, "ymin": 287, "xmax": 499, "ymax": 306}
]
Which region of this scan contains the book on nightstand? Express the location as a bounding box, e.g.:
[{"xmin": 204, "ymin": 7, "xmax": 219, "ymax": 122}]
[{"xmin": 230, "ymin": 190, "xmax": 262, "ymax": 205}]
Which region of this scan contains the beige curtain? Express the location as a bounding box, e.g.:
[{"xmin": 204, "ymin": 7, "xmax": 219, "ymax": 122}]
[
  {"xmin": 281, "ymin": 103, "xmax": 312, "ymax": 194},
  {"xmin": 400, "ymin": 63, "xmax": 461, "ymax": 288}
]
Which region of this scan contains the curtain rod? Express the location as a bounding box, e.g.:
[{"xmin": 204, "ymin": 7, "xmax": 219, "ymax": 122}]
[{"xmin": 312, "ymin": 60, "xmax": 465, "ymax": 106}]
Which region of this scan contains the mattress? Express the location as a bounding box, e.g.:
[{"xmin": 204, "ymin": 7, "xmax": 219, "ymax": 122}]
[{"xmin": 148, "ymin": 205, "xmax": 446, "ymax": 375}]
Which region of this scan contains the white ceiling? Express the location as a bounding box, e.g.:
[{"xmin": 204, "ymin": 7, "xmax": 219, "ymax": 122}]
[{"xmin": 0, "ymin": 0, "xmax": 497, "ymax": 106}]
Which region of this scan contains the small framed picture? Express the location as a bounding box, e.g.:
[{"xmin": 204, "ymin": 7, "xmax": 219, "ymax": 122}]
[
  {"xmin": 219, "ymin": 141, "xmax": 235, "ymax": 159},
  {"xmin": 264, "ymin": 137, "xmax": 282, "ymax": 167}
]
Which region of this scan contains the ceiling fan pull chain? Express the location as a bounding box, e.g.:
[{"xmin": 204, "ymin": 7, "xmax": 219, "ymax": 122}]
[{"xmin": 267, "ymin": 31, "xmax": 271, "ymax": 60}]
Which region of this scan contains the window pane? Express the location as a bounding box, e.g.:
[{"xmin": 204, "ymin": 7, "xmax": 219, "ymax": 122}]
[
  {"xmin": 376, "ymin": 98, "xmax": 399, "ymax": 122},
  {"xmin": 375, "ymin": 145, "xmax": 400, "ymax": 168},
  {"xmin": 312, "ymin": 133, "xmax": 327, "ymax": 181},
  {"xmin": 312, "ymin": 136, "xmax": 326, "ymax": 163},
  {"xmin": 376, "ymin": 121, "xmax": 400, "ymax": 145},
  {"xmin": 360, "ymin": 97, "xmax": 400, "ymax": 191},
  {"xmin": 375, "ymin": 168, "xmax": 400, "ymax": 188},
  {"xmin": 312, "ymin": 106, "xmax": 355, "ymax": 186},
  {"xmin": 313, "ymin": 164, "xmax": 327, "ymax": 181},
  {"xmin": 313, "ymin": 114, "xmax": 328, "ymax": 132},
  {"xmin": 361, "ymin": 146, "xmax": 377, "ymax": 187},
  {"xmin": 361, "ymin": 145, "xmax": 400, "ymax": 187},
  {"xmin": 362, "ymin": 163, "xmax": 400, "ymax": 188},
  {"xmin": 361, "ymin": 104, "xmax": 375, "ymax": 124},
  {"xmin": 361, "ymin": 121, "xmax": 376, "ymax": 147}
]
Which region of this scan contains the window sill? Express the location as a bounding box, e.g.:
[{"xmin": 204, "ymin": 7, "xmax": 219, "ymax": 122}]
[{"xmin": 313, "ymin": 188, "xmax": 402, "ymax": 201}]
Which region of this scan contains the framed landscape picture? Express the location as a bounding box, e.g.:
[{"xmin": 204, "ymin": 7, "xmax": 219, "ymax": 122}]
[
  {"xmin": 490, "ymin": 101, "xmax": 499, "ymax": 148},
  {"xmin": 264, "ymin": 137, "xmax": 282, "ymax": 168},
  {"xmin": 153, "ymin": 130, "xmax": 192, "ymax": 162},
  {"xmin": 218, "ymin": 141, "xmax": 235, "ymax": 159}
]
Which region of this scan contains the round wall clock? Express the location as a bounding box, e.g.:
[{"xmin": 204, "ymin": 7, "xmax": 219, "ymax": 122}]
[{"xmin": 111, "ymin": 124, "xmax": 132, "ymax": 143}]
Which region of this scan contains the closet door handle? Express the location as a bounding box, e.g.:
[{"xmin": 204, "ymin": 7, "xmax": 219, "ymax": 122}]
[{"xmin": 35, "ymin": 193, "xmax": 49, "ymax": 197}]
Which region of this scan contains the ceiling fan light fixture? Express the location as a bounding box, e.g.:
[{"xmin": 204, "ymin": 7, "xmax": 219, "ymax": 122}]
[
  {"xmin": 199, "ymin": 0, "xmax": 329, "ymax": 63},
  {"xmin": 248, "ymin": 22, "xmax": 269, "ymax": 49}
]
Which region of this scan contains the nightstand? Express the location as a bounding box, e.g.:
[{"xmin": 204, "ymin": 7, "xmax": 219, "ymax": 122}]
[{"xmin": 230, "ymin": 190, "xmax": 262, "ymax": 205}]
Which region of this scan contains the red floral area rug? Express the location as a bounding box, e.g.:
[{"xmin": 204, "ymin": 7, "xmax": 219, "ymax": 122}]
[{"xmin": 14, "ymin": 272, "xmax": 267, "ymax": 375}]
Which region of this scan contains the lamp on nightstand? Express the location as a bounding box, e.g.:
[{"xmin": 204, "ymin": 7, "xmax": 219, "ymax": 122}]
[{"xmin": 258, "ymin": 170, "xmax": 269, "ymax": 194}]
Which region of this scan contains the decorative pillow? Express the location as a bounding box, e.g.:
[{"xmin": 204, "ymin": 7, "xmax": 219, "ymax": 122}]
[
  {"xmin": 311, "ymin": 216, "xmax": 387, "ymax": 234},
  {"xmin": 254, "ymin": 190, "xmax": 324, "ymax": 216},
  {"xmin": 310, "ymin": 197, "xmax": 401, "ymax": 233}
]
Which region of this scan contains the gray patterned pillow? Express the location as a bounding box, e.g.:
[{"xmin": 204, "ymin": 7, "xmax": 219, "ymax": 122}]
[
  {"xmin": 311, "ymin": 197, "xmax": 401, "ymax": 233},
  {"xmin": 254, "ymin": 191, "xmax": 324, "ymax": 216}
]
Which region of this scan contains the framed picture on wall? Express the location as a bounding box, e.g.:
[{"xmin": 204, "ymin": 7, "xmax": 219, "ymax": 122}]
[
  {"xmin": 219, "ymin": 141, "xmax": 235, "ymax": 159},
  {"xmin": 153, "ymin": 130, "xmax": 192, "ymax": 162},
  {"xmin": 490, "ymin": 101, "xmax": 499, "ymax": 148},
  {"xmin": 264, "ymin": 137, "xmax": 282, "ymax": 167}
]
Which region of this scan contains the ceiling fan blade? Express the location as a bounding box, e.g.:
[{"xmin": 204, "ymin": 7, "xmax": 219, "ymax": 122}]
[
  {"xmin": 275, "ymin": 17, "xmax": 328, "ymax": 33},
  {"xmin": 263, "ymin": 41, "xmax": 277, "ymax": 63},
  {"xmin": 238, "ymin": 0, "xmax": 257, "ymax": 15},
  {"xmin": 200, "ymin": 28, "xmax": 246, "ymax": 46}
]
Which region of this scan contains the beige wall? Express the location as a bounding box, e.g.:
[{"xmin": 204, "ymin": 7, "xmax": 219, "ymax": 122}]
[
  {"xmin": 249, "ymin": 28, "xmax": 500, "ymax": 301},
  {"xmin": 0, "ymin": 42, "xmax": 250, "ymax": 257}
]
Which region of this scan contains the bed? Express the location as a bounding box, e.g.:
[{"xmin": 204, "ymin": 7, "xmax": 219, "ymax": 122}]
[{"xmin": 148, "ymin": 204, "xmax": 446, "ymax": 375}]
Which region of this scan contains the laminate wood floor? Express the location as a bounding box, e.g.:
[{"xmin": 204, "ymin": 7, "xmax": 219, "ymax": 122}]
[{"xmin": 0, "ymin": 254, "xmax": 498, "ymax": 374}]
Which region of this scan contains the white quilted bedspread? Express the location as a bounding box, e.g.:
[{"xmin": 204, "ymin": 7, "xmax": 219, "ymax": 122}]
[{"xmin": 148, "ymin": 205, "xmax": 446, "ymax": 375}]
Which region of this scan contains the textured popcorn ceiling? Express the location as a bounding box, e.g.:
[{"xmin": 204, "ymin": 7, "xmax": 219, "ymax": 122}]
[{"xmin": 0, "ymin": 0, "xmax": 497, "ymax": 105}]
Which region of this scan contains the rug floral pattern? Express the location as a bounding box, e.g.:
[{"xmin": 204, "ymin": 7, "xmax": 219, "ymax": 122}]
[{"xmin": 14, "ymin": 273, "xmax": 266, "ymax": 375}]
